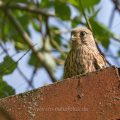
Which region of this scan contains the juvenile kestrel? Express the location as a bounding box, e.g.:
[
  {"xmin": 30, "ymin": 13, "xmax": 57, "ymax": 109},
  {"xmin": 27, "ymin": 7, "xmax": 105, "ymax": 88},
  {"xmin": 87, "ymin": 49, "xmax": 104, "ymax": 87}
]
[{"xmin": 64, "ymin": 27, "xmax": 108, "ymax": 79}]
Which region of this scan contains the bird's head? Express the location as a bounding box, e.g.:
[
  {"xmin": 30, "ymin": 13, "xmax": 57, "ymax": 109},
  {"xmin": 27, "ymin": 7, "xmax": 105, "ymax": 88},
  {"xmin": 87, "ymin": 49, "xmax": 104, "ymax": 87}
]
[{"xmin": 70, "ymin": 27, "xmax": 96, "ymax": 49}]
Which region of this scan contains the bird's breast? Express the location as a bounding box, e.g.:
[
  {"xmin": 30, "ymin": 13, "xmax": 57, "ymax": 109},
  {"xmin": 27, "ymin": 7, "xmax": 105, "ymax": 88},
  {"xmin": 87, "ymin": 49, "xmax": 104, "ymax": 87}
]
[
  {"xmin": 67, "ymin": 47, "xmax": 93, "ymax": 75},
  {"xmin": 64, "ymin": 46, "xmax": 107, "ymax": 78}
]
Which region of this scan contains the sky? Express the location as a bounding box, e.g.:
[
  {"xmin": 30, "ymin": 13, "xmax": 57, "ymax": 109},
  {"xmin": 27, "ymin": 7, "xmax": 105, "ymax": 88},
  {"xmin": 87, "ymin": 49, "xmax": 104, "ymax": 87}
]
[{"xmin": 2, "ymin": 0, "xmax": 120, "ymax": 94}]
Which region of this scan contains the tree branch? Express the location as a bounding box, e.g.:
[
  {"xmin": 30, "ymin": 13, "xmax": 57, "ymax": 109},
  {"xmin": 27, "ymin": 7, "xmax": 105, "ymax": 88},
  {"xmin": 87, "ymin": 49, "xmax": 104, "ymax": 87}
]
[
  {"xmin": 17, "ymin": 67, "xmax": 34, "ymax": 89},
  {"xmin": 108, "ymin": 7, "xmax": 116, "ymax": 28},
  {"xmin": 111, "ymin": 33, "xmax": 120, "ymax": 42},
  {"xmin": 79, "ymin": 0, "xmax": 93, "ymax": 31},
  {"xmin": 0, "ymin": 2, "xmax": 55, "ymax": 17},
  {"xmin": 27, "ymin": 68, "xmax": 37, "ymax": 90},
  {"xmin": 5, "ymin": 9, "xmax": 57, "ymax": 82}
]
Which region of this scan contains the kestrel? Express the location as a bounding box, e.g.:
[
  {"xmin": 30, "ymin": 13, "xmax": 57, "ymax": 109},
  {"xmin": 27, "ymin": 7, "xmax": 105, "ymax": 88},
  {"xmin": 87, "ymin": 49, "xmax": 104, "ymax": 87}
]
[{"xmin": 64, "ymin": 27, "xmax": 108, "ymax": 79}]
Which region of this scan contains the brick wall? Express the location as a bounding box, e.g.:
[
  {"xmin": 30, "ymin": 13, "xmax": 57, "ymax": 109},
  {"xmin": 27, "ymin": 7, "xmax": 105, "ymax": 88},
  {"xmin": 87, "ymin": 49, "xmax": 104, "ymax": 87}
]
[{"xmin": 0, "ymin": 67, "xmax": 120, "ymax": 120}]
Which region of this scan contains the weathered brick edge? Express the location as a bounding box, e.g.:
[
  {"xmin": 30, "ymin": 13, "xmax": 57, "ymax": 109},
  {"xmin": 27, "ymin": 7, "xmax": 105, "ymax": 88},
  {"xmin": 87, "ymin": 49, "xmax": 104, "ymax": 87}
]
[{"xmin": 0, "ymin": 66, "xmax": 120, "ymax": 120}]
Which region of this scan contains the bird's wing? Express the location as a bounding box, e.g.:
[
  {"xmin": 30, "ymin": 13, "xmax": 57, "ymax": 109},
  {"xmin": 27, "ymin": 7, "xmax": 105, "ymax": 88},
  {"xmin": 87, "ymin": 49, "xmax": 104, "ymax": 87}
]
[
  {"xmin": 93, "ymin": 53, "xmax": 109, "ymax": 70},
  {"xmin": 94, "ymin": 40, "xmax": 111, "ymax": 66}
]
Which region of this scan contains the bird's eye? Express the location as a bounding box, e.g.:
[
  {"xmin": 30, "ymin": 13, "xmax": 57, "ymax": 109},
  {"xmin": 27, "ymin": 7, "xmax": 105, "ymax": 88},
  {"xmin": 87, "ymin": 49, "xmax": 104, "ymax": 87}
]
[{"xmin": 80, "ymin": 31, "xmax": 87, "ymax": 38}]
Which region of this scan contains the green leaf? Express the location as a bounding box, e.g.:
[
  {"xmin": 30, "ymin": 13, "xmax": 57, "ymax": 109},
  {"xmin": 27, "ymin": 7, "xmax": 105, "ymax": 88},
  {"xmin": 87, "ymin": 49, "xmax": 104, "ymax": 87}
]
[
  {"xmin": 0, "ymin": 76, "xmax": 15, "ymax": 98},
  {"xmin": 55, "ymin": 1, "xmax": 71, "ymax": 20},
  {"xmin": 89, "ymin": 18, "xmax": 112, "ymax": 48},
  {"xmin": 68, "ymin": 0, "xmax": 100, "ymax": 8},
  {"xmin": 29, "ymin": 53, "xmax": 42, "ymax": 68},
  {"xmin": 12, "ymin": 30, "xmax": 29, "ymax": 50},
  {"xmin": 67, "ymin": 0, "xmax": 79, "ymax": 7},
  {"xmin": 40, "ymin": 0, "xmax": 53, "ymax": 8},
  {"xmin": 50, "ymin": 26, "xmax": 62, "ymax": 47},
  {"xmin": 32, "ymin": 20, "xmax": 41, "ymax": 32},
  {"xmin": 14, "ymin": 41, "xmax": 29, "ymax": 50},
  {"xmin": 0, "ymin": 17, "xmax": 14, "ymax": 42},
  {"xmin": 68, "ymin": 0, "xmax": 100, "ymax": 16},
  {"xmin": 0, "ymin": 56, "xmax": 17, "ymax": 75},
  {"xmin": 71, "ymin": 16, "xmax": 82, "ymax": 28},
  {"xmin": 82, "ymin": 0, "xmax": 100, "ymax": 8},
  {"xmin": 15, "ymin": 12, "xmax": 30, "ymax": 33}
]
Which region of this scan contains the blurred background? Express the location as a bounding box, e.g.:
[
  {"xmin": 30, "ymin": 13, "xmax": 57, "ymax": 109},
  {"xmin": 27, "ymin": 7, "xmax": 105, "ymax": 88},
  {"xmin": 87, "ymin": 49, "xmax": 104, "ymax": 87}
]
[{"xmin": 0, "ymin": 0, "xmax": 120, "ymax": 97}]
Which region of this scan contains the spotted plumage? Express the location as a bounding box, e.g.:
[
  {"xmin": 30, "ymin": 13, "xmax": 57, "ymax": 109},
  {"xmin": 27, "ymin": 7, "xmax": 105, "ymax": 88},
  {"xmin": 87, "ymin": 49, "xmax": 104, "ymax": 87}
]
[{"xmin": 64, "ymin": 27, "xmax": 108, "ymax": 79}]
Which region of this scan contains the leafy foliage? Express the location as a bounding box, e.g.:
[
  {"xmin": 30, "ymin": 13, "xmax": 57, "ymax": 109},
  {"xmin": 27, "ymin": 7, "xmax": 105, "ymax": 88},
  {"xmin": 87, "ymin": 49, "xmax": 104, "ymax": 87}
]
[
  {"xmin": 0, "ymin": 77, "xmax": 15, "ymax": 98},
  {"xmin": 0, "ymin": 56, "xmax": 17, "ymax": 76},
  {"xmin": 90, "ymin": 18, "xmax": 112, "ymax": 48},
  {"xmin": 55, "ymin": 1, "xmax": 71, "ymax": 20},
  {"xmin": 68, "ymin": 0, "xmax": 100, "ymax": 10}
]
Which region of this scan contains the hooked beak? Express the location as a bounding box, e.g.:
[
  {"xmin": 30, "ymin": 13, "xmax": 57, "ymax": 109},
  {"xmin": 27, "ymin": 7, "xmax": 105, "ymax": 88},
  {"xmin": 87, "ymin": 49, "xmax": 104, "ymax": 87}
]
[{"xmin": 71, "ymin": 34, "xmax": 77, "ymax": 41}]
